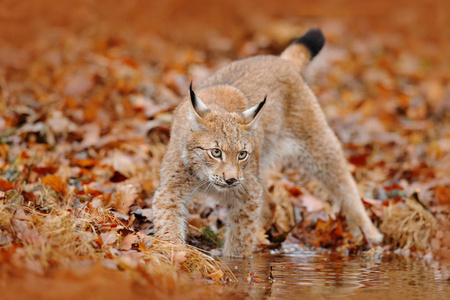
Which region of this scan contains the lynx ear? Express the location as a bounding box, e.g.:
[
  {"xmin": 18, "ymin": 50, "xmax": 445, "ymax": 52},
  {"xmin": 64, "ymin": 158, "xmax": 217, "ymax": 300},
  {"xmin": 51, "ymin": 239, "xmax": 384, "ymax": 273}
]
[
  {"xmin": 188, "ymin": 83, "xmax": 210, "ymax": 130},
  {"xmin": 242, "ymin": 96, "xmax": 266, "ymax": 131}
]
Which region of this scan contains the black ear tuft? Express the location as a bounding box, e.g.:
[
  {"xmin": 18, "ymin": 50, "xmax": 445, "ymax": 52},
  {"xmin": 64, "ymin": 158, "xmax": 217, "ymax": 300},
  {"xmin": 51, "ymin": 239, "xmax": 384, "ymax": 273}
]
[
  {"xmin": 242, "ymin": 95, "xmax": 267, "ymax": 126},
  {"xmin": 253, "ymin": 95, "xmax": 267, "ymax": 119},
  {"xmin": 292, "ymin": 28, "xmax": 325, "ymax": 58},
  {"xmin": 188, "ymin": 81, "xmax": 210, "ymax": 119},
  {"xmin": 189, "ymin": 81, "xmax": 196, "ymax": 109}
]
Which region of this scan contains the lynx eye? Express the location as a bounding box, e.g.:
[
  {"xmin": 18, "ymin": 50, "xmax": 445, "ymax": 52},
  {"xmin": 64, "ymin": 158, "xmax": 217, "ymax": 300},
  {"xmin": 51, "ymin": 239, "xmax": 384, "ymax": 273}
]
[
  {"xmin": 238, "ymin": 151, "xmax": 248, "ymax": 160},
  {"xmin": 210, "ymin": 148, "xmax": 222, "ymax": 158}
]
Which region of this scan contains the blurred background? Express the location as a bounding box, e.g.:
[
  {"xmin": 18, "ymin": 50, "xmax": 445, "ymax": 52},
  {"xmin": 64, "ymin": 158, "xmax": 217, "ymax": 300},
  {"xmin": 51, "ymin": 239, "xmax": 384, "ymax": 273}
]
[
  {"xmin": 1, "ymin": 0, "xmax": 449, "ymax": 246},
  {"xmin": 0, "ymin": 0, "xmax": 449, "ymax": 46},
  {"xmin": 0, "ymin": 0, "xmax": 449, "ymax": 297}
]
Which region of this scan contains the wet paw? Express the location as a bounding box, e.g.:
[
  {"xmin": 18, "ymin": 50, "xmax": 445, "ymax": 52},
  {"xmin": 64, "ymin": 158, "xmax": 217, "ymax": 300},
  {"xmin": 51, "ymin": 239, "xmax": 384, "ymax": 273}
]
[
  {"xmin": 223, "ymin": 243, "xmax": 252, "ymax": 258},
  {"xmin": 365, "ymin": 229, "xmax": 384, "ymax": 245},
  {"xmin": 360, "ymin": 224, "xmax": 384, "ymax": 245},
  {"xmin": 223, "ymin": 247, "xmax": 244, "ymax": 258},
  {"xmin": 348, "ymin": 222, "xmax": 383, "ymax": 246}
]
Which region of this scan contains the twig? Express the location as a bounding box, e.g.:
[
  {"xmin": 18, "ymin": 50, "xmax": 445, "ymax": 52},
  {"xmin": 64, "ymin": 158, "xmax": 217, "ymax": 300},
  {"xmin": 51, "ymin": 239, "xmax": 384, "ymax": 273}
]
[
  {"xmin": 248, "ymin": 262, "xmax": 255, "ymax": 284},
  {"xmin": 411, "ymin": 189, "xmax": 431, "ymax": 213},
  {"xmin": 24, "ymin": 155, "xmax": 37, "ymax": 184},
  {"xmin": 269, "ymin": 265, "xmax": 274, "ymax": 281}
]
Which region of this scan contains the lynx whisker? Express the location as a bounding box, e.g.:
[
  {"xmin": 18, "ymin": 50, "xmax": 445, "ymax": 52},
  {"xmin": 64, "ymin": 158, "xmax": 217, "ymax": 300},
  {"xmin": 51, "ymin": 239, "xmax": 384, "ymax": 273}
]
[
  {"xmin": 189, "ymin": 180, "xmax": 209, "ymax": 196},
  {"xmin": 237, "ymin": 184, "xmax": 246, "ymax": 195},
  {"xmin": 204, "ymin": 182, "xmax": 214, "ymax": 194}
]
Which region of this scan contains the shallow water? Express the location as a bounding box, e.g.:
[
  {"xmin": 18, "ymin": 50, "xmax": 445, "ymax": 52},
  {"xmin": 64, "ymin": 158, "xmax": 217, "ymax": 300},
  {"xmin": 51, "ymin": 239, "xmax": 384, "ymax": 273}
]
[{"xmin": 222, "ymin": 246, "xmax": 449, "ymax": 300}]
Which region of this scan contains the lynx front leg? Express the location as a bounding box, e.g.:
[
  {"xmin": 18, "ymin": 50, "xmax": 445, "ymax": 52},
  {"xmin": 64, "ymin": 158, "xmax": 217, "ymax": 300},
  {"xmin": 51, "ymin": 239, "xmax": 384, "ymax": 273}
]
[
  {"xmin": 223, "ymin": 183, "xmax": 263, "ymax": 257},
  {"xmin": 152, "ymin": 184, "xmax": 191, "ymax": 244}
]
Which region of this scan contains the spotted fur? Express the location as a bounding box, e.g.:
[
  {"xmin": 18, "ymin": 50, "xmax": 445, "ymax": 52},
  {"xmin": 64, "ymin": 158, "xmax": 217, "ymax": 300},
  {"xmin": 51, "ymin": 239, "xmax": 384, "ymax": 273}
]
[{"xmin": 152, "ymin": 29, "xmax": 383, "ymax": 257}]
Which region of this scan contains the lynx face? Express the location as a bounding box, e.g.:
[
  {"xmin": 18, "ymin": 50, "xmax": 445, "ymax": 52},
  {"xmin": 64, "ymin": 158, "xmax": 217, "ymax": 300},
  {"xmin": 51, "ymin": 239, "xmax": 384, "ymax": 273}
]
[
  {"xmin": 183, "ymin": 85, "xmax": 265, "ymax": 192},
  {"xmin": 184, "ymin": 113, "xmax": 254, "ymax": 191}
]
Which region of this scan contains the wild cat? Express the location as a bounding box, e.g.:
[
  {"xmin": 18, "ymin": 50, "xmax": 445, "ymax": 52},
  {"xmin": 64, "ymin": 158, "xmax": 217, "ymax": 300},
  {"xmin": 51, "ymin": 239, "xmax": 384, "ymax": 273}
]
[{"xmin": 152, "ymin": 28, "xmax": 383, "ymax": 257}]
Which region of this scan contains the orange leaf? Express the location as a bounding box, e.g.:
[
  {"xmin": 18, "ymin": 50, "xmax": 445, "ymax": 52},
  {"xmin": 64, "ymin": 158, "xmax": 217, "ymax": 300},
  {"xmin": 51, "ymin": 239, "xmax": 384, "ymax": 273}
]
[
  {"xmin": 172, "ymin": 251, "xmax": 187, "ymax": 264},
  {"xmin": 87, "ymin": 189, "xmax": 104, "ymax": 198},
  {"xmin": 93, "ymin": 235, "xmax": 104, "ymax": 248},
  {"xmin": 331, "ymin": 220, "xmax": 344, "ymax": 239},
  {"xmin": 287, "ymin": 186, "xmax": 302, "ymax": 197},
  {"xmin": 122, "ymin": 57, "xmax": 139, "ymax": 68},
  {"xmin": 113, "ymin": 184, "xmax": 137, "ymax": 214},
  {"xmin": 348, "ymin": 153, "xmax": 368, "ymax": 167},
  {"xmin": 119, "ymin": 234, "xmax": 137, "ymax": 251},
  {"xmin": 315, "ymin": 218, "xmax": 331, "ymax": 233},
  {"xmin": 208, "ymin": 270, "xmax": 224, "ymax": 282},
  {"xmin": 138, "ymin": 241, "xmax": 148, "ymax": 252},
  {"xmin": 0, "ymin": 179, "xmax": 13, "ymax": 191},
  {"xmin": 42, "ymin": 175, "xmax": 66, "ymax": 193},
  {"xmin": 32, "ymin": 165, "xmax": 58, "ymax": 175},
  {"xmin": 73, "ymin": 158, "xmax": 99, "ymax": 168},
  {"xmin": 436, "ymin": 186, "xmax": 450, "ymax": 205},
  {"xmin": 384, "ymin": 184, "xmax": 404, "ymax": 192},
  {"xmin": 246, "ymin": 271, "xmax": 261, "ymax": 284}
]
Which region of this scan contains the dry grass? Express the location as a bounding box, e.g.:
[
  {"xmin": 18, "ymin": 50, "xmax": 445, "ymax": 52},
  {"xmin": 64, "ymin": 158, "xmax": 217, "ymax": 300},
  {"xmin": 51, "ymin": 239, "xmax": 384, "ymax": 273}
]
[
  {"xmin": 380, "ymin": 197, "xmax": 437, "ymax": 250},
  {"xmin": 0, "ymin": 185, "xmax": 234, "ymax": 283}
]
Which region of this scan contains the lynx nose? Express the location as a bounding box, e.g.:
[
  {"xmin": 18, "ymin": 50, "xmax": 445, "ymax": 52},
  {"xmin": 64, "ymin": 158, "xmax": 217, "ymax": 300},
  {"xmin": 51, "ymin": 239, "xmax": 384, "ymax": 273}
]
[{"xmin": 225, "ymin": 178, "xmax": 237, "ymax": 185}]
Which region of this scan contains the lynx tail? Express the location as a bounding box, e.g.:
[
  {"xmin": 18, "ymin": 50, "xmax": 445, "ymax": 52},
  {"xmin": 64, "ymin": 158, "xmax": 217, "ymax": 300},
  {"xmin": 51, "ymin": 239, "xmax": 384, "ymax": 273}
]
[{"xmin": 280, "ymin": 28, "xmax": 325, "ymax": 71}]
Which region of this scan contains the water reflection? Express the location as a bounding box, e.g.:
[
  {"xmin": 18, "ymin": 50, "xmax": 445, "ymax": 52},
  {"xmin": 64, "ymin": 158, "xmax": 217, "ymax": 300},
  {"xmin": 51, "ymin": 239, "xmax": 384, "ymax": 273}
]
[{"xmin": 221, "ymin": 247, "xmax": 449, "ymax": 299}]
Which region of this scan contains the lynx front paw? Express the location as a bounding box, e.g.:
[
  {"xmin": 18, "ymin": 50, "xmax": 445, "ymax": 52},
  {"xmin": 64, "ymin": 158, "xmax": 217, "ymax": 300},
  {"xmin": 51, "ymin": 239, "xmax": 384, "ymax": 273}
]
[
  {"xmin": 348, "ymin": 221, "xmax": 384, "ymax": 246},
  {"xmin": 361, "ymin": 224, "xmax": 384, "ymax": 245},
  {"xmin": 222, "ymin": 233, "xmax": 255, "ymax": 257},
  {"xmin": 155, "ymin": 232, "xmax": 185, "ymax": 244},
  {"xmin": 153, "ymin": 218, "xmax": 186, "ymax": 244},
  {"xmin": 223, "ymin": 244, "xmax": 249, "ymax": 258}
]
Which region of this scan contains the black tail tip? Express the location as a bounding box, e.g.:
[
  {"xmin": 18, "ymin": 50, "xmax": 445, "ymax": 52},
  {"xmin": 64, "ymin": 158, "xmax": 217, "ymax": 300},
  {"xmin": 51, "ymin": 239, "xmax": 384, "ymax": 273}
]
[{"xmin": 293, "ymin": 28, "xmax": 325, "ymax": 58}]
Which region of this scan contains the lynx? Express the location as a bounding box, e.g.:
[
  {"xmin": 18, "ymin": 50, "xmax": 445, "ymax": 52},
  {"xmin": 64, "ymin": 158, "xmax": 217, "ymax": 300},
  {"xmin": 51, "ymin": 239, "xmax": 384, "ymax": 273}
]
[{"xmin": 152, "ymin": 29, "xmax": 383, "ymax": 257}]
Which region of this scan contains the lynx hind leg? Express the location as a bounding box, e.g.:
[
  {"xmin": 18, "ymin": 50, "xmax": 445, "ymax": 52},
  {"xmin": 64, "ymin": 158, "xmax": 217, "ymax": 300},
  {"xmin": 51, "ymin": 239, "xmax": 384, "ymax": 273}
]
[
  {"xmin": 294, "ymin": 124, "xmax": 383, "ymax": 244},
  {"xmin": 223, "ymin": 185, "xmax": 263, "ymax": 257}
]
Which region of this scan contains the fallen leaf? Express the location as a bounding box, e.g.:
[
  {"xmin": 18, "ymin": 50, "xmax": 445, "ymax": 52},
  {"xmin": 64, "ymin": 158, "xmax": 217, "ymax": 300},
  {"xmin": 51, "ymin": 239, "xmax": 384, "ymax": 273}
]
[
  {"xmin": 246, "ymin": 271, "xmax": 261, "ymax": 284},
  {"xmin": 0, "ymin": 179, "xmax": 13, "ymax": 191},
  {"xmin": 208, "ymin": 269, "xmax": 223, "ymax": 282},
  {"xmin": 42, "ymin": 175, "xmax": 67, "ymax": 194},
  {"xmin": 348, "ymin": 153, "xmax": 368, "ymax": 167},
  {"xmin": 0, "ymin": 230, "xmax": 13, "ymax": 246},
  {"xmin": 435, "ymin": 186, "xmax": 450, "ymax": 205},
  {"xmin": 173, "ymin": 251, "xmax": 186, "ymax": 264},
  {"xmin": 32, "ymin": 165, "xmax": 58, "ymax": 175},
  {"xmin": 315, "ymin": 218, "xmax": 331, "ymax": 233},
  {"xmin": 110, "ymin": 171, "xmax": 128, "ymax": 183},
  {"xmin": 73, "ymin": 158, "xmax": 99, "ymax": 168},
  {"xmin": 287, "ymin": 186, "xmax": 302, "ymax": 197},
  {"xmin": 131, "ymin": 208, "xmax": 153, "ymax": 221},
  {"xmin": 113, "ymin": 184, "xmax": 138, "ymax": 214},
  {"xmin": 64, "ymin": 72, "xmax": 94, "ymax": 96},
  {"xmin": 298, "ymin": 193, "xmax": 326, "ymax": 213},
  {"xmin": 47, "ymin": 111, "xmax": 77, "ymax": 135},
  {"xmin": 111, "ymin": 150, "xmax": 136, "ymax": 177},
  {"xmin": 79, "ymin": 124, "xmax": 101, "ymax": 149},
  {"xmin": 100, "ymin": 231, "xmax": 118, "ymax": 246},
  {"xmin": 119, "ymin": 234, "xmax": 137, "ymax": 251}
]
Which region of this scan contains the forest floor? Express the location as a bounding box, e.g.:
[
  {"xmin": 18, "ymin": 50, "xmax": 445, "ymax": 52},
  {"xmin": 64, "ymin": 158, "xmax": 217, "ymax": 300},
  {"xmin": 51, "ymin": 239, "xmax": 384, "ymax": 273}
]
[{"xmin": 0, "ymin": 0, "xmax": 449, "ymax": 299}]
